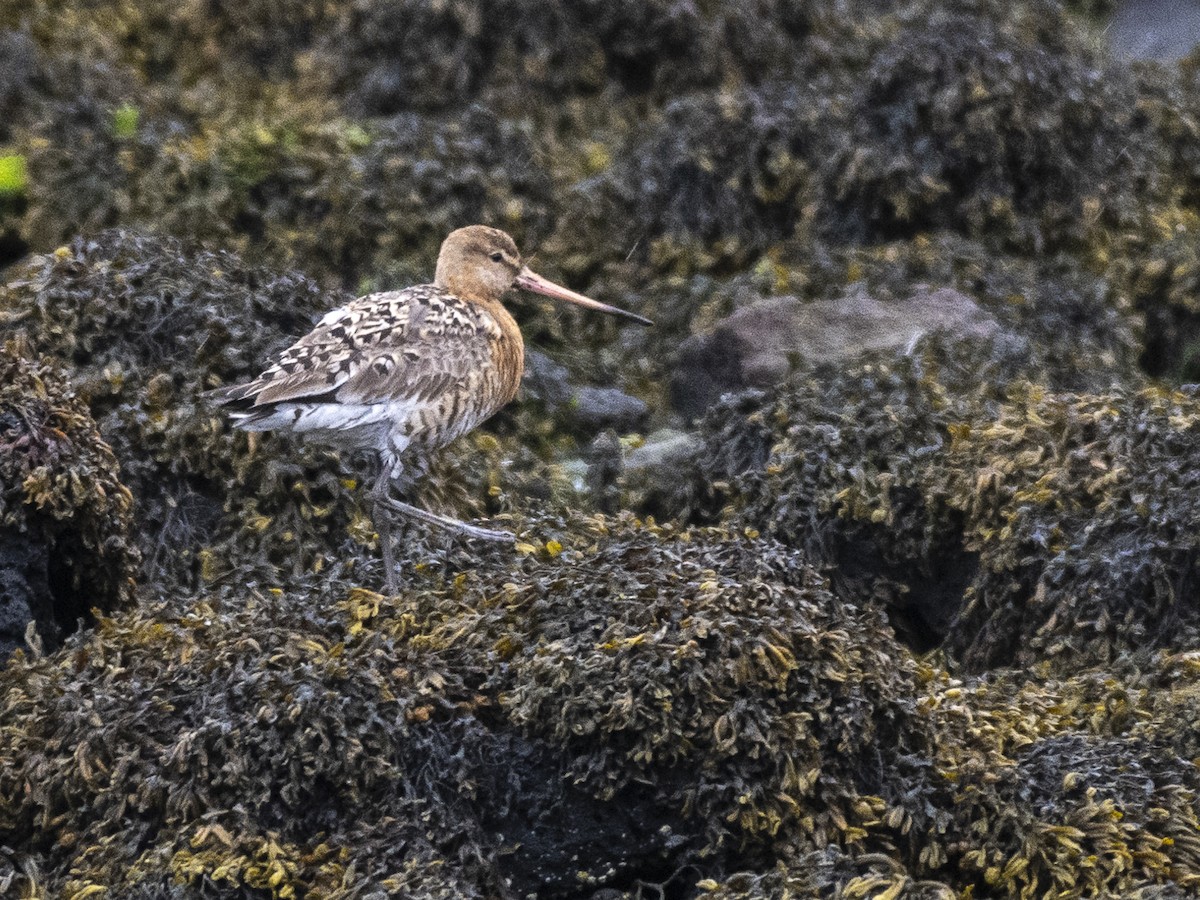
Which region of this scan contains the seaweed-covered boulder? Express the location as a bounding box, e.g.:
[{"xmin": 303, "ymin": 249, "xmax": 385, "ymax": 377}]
[
  {"xmin": 13, "ymin": 85, "xmax": 557, "ymax": 290},
  {"xmin": 1109, "ymin": 210, "xmax": 1200, "ymax": 382},
  {"xmin": 826, "ymin": 2, "xmax": 1161, "ymax": 250},
  {"xmin": 940, "ymin": 384, "xmax": 1200, "ymax": 672},
  {"xmin": 698, "ymin": 848, "xmax": 956, "ymax": 899},
  {"xmin": 314, "ymin": 0, "xmax": 834, "ymax": 116},
  {"xmin": 694, "ymin": 352, "xmax": 1200, "ymax": 671},
  {"xmin": 0, "ymin": 513, "xmax": 942, "ymax": 897},
  {"xmin": 0, "ymin": 339, "xmax": 138, "ymax": 659},
  {"xmin": 562, "ymin": 80, "xmax": 820, "ymax": 273},
  {"xmin": 949, "ymin": 733, "xmax": 1200, "ymax": 897},
  {"xmin": 0, "ymin": 229, "xmax": 656, "ymax": 591},
  {"xmin": 0, "ymin": 230, "xmax": 353, "ymax": 585},
  {"xmin": 687, "ymin": 348, "xmax": 998, "ymax": 649}
]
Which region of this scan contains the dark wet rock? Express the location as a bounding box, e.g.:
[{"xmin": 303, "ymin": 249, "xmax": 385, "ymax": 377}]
[
  {"xmin": 0, "ymin": 340, "xmax": 138, "ymax": 659},
  {"xmin": 523, "ymin": 349, "xmax": 574, "ymax": 408},
  {"xmin": 0, "ymin": 533, "xmax": 47, "ymax": 660},
  {"xmin": 571, "ymin": 385, "xmax": 648, "ymax": 433},
  {"xmin": 671, "ymin": 287, "xmax": 1005, "ymax": 419},
  {"xmin": 523, "ymin": 349, "xmax": 648, "ymax": 435},
  {"xmin": 625, "ymin": 428, "xmax": 702, "ymax": 476}
]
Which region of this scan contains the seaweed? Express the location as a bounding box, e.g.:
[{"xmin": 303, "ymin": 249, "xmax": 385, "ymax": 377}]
[
  {"xmin": 0, "ymin": 338, "xmax": 138, "ymax": 657},
  {"xmin": 684, "ymin": 347, "xmax": 993, "ymax": 650},
  {"xmin": 0, "ymin": 230, "xmax": 351, "ymax": 587},
  {"xmin": 0, "ymin": 512, "xmax": 943, "ymax": 897},
  {"xmin": 950, "ymin": 734, "xmax": 1200, "ymax": 897},
  {"xmin": 690, "ymin": 355, "xmax": 1200, "ymax": 672},
  {"xmin": 939, "ymin": 384, "xmax": 1200, "ymax": 672},
  {"xmin": 825, "ymin": 1, "xmax": 1161, "ymax": 251}
]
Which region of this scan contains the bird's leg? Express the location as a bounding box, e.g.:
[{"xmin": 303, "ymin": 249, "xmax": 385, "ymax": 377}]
[
  {"xmin": 378, "ymin": 495, "xmax": 514, "ymax": 543},
  {"xmin": 370, "ymin": 461, "xmax": 401, "ymax": 594}
]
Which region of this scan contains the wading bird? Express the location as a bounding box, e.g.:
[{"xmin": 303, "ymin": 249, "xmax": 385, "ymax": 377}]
[{"xmin": 211, "ymin": 225, "xmax": 651, "ymax": 590}]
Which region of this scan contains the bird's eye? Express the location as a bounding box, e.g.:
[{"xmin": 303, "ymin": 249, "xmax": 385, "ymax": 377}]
[{"xmin": 490, "ymin": 252, "xmax": 504, "ymax": 263}]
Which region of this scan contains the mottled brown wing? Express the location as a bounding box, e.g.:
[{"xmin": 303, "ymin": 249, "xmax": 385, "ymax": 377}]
[
  {"xmin": 226, "ymin": 286, "xmax": 498, "ymax": 407},
  {"xmin": 333, "ymin": 291, "xmax": 501, "ymax": 406}
]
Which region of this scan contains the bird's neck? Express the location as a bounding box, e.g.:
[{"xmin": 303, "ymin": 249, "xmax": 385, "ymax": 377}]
[
  {"xmin": 434, "ymin": 267, "xmax": 502, "ymax": 305},
  {"xmin": 479, "ymin": 298, "xmax": 524, "ymax": 406}
]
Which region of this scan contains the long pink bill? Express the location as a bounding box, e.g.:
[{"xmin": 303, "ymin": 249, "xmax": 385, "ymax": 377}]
[{"xmin": 515, "ymin": 267, "xmax": 653, "ymax": 327}]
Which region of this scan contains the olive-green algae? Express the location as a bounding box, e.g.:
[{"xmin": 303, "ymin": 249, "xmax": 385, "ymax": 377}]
[
  {"xmin": 696, "ymin": 848, "xmax": 956, "ymax": 899},
  {"xmin": 0, "ymin": 229, "xmax": 360, "ymax": 587},
  {"xmin": 937, "ymin": 385, "xmax": 1200, "ymax": 671},
  {"xmin": 9, "ymin": 0, "xmax": 1187, "ymax": 388},
  {"xmin": 0, "ymin": 338, "xmax": 138, "ymax": 653},
  {"xmin": 681, "ymin": 347, "xmax": 992, "ymax": 649},
  {"xmin": 683, "ymin": 349, "xmax": 1200, "ymax": 672},
  {"xmin": 0, "ymin": 512, "xmax": 944, "ymax": 898},
  {"xmin": 7, "ymin": 512, "xmax": 1200, "ymax": 897},
  {"xmin": 7, "ymin": 0, "xmax": 1200, "ymax": 895}
]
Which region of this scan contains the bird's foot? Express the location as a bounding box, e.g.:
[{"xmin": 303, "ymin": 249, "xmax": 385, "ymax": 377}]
[{"xmin": 379, "ymin": 496, "xmax": 514, "ymax": 543}]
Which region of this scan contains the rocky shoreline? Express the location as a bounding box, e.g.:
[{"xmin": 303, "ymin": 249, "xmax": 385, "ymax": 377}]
[{"xmin": 7, "ymin": 0, "xmax": 1200, "ymax": 897}]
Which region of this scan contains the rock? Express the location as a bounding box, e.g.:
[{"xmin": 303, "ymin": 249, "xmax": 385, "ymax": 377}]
[
  {"xmin": 1110, "ymin": 0, "xmax": 1200, "ymax": 62},
  {"xmin": 671, "ymin": 286, "xmax": 1003, "ymax": 419},
  {"xmin": 523, "ymin": 348, "xmax": 574, "ymax": 408},
  {"xmin": 524, "ymin": 349, "xmax": 649, "ymax": 435},
  {"xmin": 625, "ymin": 428, "xmax": 703, "ymax": 474},
  {"xmin": 621, "ymin": 428, "xmax": 704, "ymax": 519},
  {"xmin": 586, "ymin": 430, "xmax": 623, "ymax": 514},
  {"xmin": 571, "ymin": 385, "xmax": 649, "ymax": 434}
]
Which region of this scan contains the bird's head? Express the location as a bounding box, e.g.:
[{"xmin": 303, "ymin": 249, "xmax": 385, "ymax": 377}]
[{"xmin": 435, "ymin": 225, "xmax": 652, "ymax": 326}]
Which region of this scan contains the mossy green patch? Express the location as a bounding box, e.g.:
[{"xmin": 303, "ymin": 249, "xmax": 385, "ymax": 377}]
[
  {"xmin": 111, "ymin": 102, "xmax": 139, "ymax": 138},
  {"xmin": 0, "ymin": 155, "xmax": 27, "ymax": 195}
]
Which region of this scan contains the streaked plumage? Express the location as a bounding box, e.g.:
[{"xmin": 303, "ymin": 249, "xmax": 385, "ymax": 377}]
[
  {"xmin": 211, "ymin": 225, "xmax": 650, "ymax": 590},
  {"xmin": 215, "ymin": 283, "xmax": 522, "ymax": 479}
]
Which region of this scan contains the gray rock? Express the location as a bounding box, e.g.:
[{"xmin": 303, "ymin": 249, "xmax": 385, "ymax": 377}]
[
  {"xmin": 572, "ymin": 386, "xmax": 649, "ymax": 434},
  {"xmin": 587, "ymin": 430, "xmax": 624, "ymax": 513},
  {"xmin": 621, "ymin": 428, "xmax": 704, "ymax": 517},
  {"xmin": 523, "ymin": 349, "xmax": 649, "ymax": 435},
  {"xmin": 1110, "ymin": 0, "xmax": 1200, "ymax": 62},
  {"xmin": 671, "ymin": 286, "xmax": 1002, "ymax": 418},
  {"xmin": 522, "ymin": 348, "xmax": 573, "ymax": 407},
  {"xmin": 624, "ymin": 428, "xmax": 703, "ymax": 474}
]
